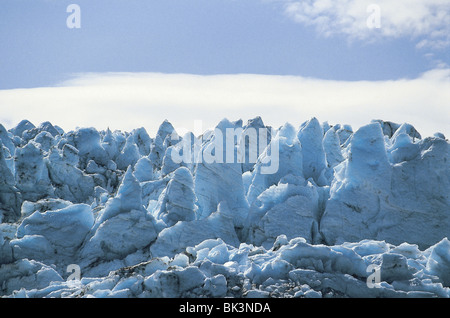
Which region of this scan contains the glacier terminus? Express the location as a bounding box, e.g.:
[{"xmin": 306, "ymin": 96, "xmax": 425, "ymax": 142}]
[{"xmin": 0, "ymin": 117, "xmax": 449, "ymax": 298}]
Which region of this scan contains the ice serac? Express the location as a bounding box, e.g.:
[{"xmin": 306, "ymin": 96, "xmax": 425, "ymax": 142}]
[
  {"xmin": 323, "ymin": 128, "xmax": 344, "ymax": 169},
  {"xmin": 371, "ymin": 119, "xmax": 401, "ymax": 138},
  {"xmin": 387, "ymin": 128, "xmax": 420, "ymax": 164},
  {"xmin": 0, "ymin": 117, "xmax": 449, "ymax": 298},
  {"xmin": 0, "ymin": 124, "xmax": 15, "ymax": 157},
  {"xmin": 132, "ymin": 127, "xmax": 152, "ymax": 156},
  {"xmin": 0, "ymin": 259, "xmax": 63, "ymax": 296},
  {"xmin": 392, "ymin": 122, "xmax": 421, "ymax": 141},
  {"xmin": 194, "ymin": 119, "xmax": 249, "ymax": 229},
  {"xmin": 152, "ymin": 167, "xmax": 196, "ymax": 227},
  {"xmin": 15, "ymin": 141, "xmax": 54, "ymax": 202},
  {"xmin": 246, "ymin": 122, "xmax": 303, "ymax": 206},
  {"xmin": 297, "ymin": 118, "xmax": 327, "ymax": 185},
  {"xmin": 149, "ymin": 120, "xmax": 178, "ymax": 171},
  {"xmin": 34, "ymin": 131, "xmax": 55, "ymax": 153},
  {"xmin": 47, "ymin": 145, "xmax": 95, "ymax": 203},
  {"xmin": 96, "ymin": 166, "xmax": 144, "ymax": 223},
  {"xmin": 320, "ymin": 123, "xmax": 393, "ymax": 245},
  {"xmin": 38, "ymin": 121, "xmax": 60, "ymax": 138},
  {"xmin": 150, "ymin": 204, "xmax": 240, "ymax": 258},
  {"xmin": 116, "ymin": 135, "xmax": 140, "ymax": 171},
  {"xmin": 385, "ymin": 135, "xmax": 450, "ymax": 248},
  {"xmin": 161, "ymin": 146, "xmax": 186, "ymax": 176},
  {"xmin": 80, "ymin": 167, "xmax": 157, "ymax": 264},
  {"xmin": 245, "ymin": 175, "xmax": 320, "ymax": 248},
  {"xmin": 11, "ymin": 119, "xmax": 35, "ymax": 138},
  {"xmin": 12, "ymin": 204, "xmax": 94, "ymax": 263},
  {"xmin": 0, "ymin": 142, "xmax": 22, "ymax": 222},
  {"xmin": 426, "ymin": 238, "xmax": 450, "ymax": 287},
  {"xmin": 334, "ymin": 124, "xmax": 353, "ymax": 145},
  {"xmin": 133, "ymin": 157, "xmax": 154, "ymax": 182},
  {"xmin": 239, "ymin": 116, "xmax": 271, "ymax": 173},
  {"xmin": 101, "ymin": 128, "xmax": 120, "ymax": 161},
  {"xmin": 69, "ymin": 127, "xmax": 108, "ymax": 167},
  {"xmin": 320, "ymin": 122, "xmax": 450, "ymax": 249}
]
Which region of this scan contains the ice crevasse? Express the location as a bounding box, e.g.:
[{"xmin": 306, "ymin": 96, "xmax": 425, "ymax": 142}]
[{"xmin": 0, "ymin": 117, "xmax": 449, "ymax": 298}]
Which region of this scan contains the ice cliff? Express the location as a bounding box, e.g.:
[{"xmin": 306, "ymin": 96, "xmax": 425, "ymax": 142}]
[{"xmin": 0, "ymin": 117, "xmax": 449, "ymax": 298}]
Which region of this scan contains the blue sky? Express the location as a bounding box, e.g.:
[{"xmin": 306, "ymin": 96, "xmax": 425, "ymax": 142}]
[
  {"xmin": 0, "ymin": 0, "xmax": 449, "ymax": 136},
  {"xmin": 1, "ymin": 0, "xmax": 448, "ymax": 88}
]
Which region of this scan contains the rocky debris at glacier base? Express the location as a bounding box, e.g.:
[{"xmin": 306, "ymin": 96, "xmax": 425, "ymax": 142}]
[{"xmin": 0, "ymin": 117, "xmax": 449, "ymax": 298}]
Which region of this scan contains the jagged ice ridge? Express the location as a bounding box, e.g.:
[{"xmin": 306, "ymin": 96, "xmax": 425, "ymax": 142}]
[{"xmin": 0, "ymin": 117, "xmax": 449, "ymax": 298}]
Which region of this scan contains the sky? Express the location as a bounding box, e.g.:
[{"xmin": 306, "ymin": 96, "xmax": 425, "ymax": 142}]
[{"xmin": 0, "ymin": 0, "xmax": 449, "ymax": 137}]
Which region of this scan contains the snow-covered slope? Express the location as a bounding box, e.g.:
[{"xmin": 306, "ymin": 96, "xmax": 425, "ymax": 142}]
[{"xmin": 0, "ymin": 118, "xmax": 448, "ymax": 298}]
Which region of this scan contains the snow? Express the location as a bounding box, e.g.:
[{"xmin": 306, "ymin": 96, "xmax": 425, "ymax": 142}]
[{"xmin": 0, "ymin": 117, "xmax": 449, "ymax": 298}]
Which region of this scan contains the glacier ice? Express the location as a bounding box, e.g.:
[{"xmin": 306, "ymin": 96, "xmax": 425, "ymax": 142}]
[{"xmin": 0, "ymin": 117, "xmax": 449, "ymax": 298}]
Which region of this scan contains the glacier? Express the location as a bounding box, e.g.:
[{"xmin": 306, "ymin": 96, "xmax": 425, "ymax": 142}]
[{"xmin": 0, "ymin": 117, "xmax": 449, "ymax": 298}]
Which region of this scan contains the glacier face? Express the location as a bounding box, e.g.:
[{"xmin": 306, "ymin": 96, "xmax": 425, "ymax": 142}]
[{"xmin": 0, "ymin": 117, "xmax": 449, "ymax": 298}]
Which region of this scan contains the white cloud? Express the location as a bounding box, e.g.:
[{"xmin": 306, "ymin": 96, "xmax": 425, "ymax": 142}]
[
  {"xmin": 0, "ymin": 70, "xmax": 449, "ymax": 138},
  {"xmin": 282, "ymin": 0, "xmax": 450, "ymax": 49}
]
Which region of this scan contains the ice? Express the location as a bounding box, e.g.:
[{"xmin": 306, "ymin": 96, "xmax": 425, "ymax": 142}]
[
  {"xmin": 371, "ymin": 119, "xmax": 401, "ymax": 138},
  {"xmin": 150, "ymin": 210, "xmax": 240, "ymax": 258},
  {"xmin": 20, "ymin": 198, "xmax": 72, "ymax": 219},
  {"xmin": 62, "ymin": 143, "xmax": 79, "ymax": 165},
  {"xmin": 334, "ymin": 124, "xmax": 353, "ymax": 145},
  {"xmin": 143, "ymin": 266, "xmax": 206, "ymax": 297},
  {"xmin": 37, "ymin": 121, "xmax": 60, "ymax": 138},
  {"xmin": 101, "ymin": 128, "xmax": 120, "ymax": 161},
  {"xmin": 246, "ymin": 122, "xmax": 303, "ymax": 206},
  {"xmin": 80, "ymin": 167, "xmax": 157, "ymax": 265},
  {"xmin": 387, "ymin": 131, "xmax": 419, "ymax": 164},
  {"xmin": 68, "ymin": 127, "xmax": 109, "ymax": 167},
  {"xmin": 149, "ymin": 120, "xmax": 179, "ymax": 171},
  {"xmin": 194, "ymin": 119, "xmax": 249, "ymax": 228},
  {"xmin": 0, "ymin": 124, "xmax": 15, "ymax": 157},
  {"xmin": 204, "ymin": 274, "xmax": 228, "ymax": 297},
  {"xmin": 379, "ymin": 253, "xmax": 413, "ymax": 283},
  {"xmin": 151, "ymin": 167, "xmax": 196, "ymax": 227},
  {"xmin": 323, "ymin": 127, "xmax": 344, "ymax": 169},
  {"xmin": 0, "ymin": 117, "xmax": 449, "ymax": 298},
  {"xmin": 0, "ymin": 142, "xmax": 22, "ymax": 222},
  {"xmin": 245, "ymin": 176, "xmax": 320, "ymax": 247},
  {"xmin": 14, "ymin": 141, "xmax": 54, "ymax": 202},
  {"xmin": 9, "ymin": 235, "xmax": 55, "ymax": 263},
  {"xmin": 47, "ymin": 146, "xmax": 95, "ymax": 203},
  {"xmin": 12, "ymin": 204, "xmax": 94, "ymax": 263},
  {"xmin": 297, "ymin": 117, "xmax": 327, "ymax": 185},
  {"xmin": 133, "ymin": 157, "xmax": 154, "ymax": 182},
  {"xmin": 33, "ymin": 131, "xmax": 55, "ymax": 153},
  {"xmin": 96, "ymin": 167, "xmax": 143, "ymax": 223},
  {"xmin": 320, "ymin": 122, "xmax": 450, "ymax": 249},
  {"xmin": 392, "ymin": 122, "xmax": 422, "ymax": 141},
  {"xmin": 426, "ymin": 238, "xmax": 450, "ymax": 287},
  {"xmin": 132, "ymin": 127, "xmax": 152, "ymax": 156},
  {"xmin": 115, "ymin": 136, "xmax": 140, "ymax": 171},
  {"xmin": 161, "ymin": 146, "xmax": 186, "ymax": 176},
  {"xmin": 0, "ymin": 259, "xmax": 63, "ymax": 296},
  {"xmin": 11, "ymin": 119, "xmax": 36, "ymax": 138},
  {"xmin": 239, "ymin": 116, "xmax": 272, "ymax": 173},
  {"xmin": 344, "ymin": 122, "xmax": 391, "ymax": 188}
]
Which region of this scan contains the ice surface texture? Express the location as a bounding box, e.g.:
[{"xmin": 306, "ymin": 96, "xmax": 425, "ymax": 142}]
[{"xmin": 0, "ymin": 118, "xmax": 448, "ymax": 298}]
